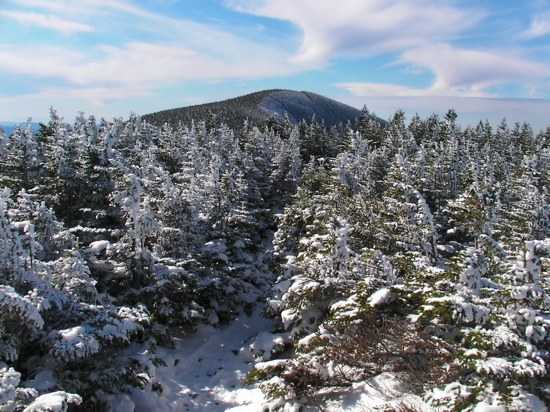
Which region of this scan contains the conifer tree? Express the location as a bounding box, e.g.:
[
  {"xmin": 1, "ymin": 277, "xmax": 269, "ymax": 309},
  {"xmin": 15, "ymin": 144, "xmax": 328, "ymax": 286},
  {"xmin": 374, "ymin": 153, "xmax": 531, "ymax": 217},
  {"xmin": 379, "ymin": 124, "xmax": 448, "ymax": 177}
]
[
  {"xmin": 376, "ymin": 153, "xmax": 438, "ymax": 262},
  {"xmin": 0, "ymin": 121, "xmax": 41, "ymax": 193}
]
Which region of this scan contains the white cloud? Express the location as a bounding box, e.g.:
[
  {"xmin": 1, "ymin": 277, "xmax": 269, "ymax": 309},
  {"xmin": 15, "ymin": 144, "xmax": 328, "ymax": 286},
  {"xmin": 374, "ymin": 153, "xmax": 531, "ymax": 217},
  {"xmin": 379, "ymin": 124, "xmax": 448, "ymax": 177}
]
[
  {"xmin": 403, "ymin": 43, "xmax": 549, "ymax": 93},
  {"xmin": 5, "ymin": 0, "xmax": 141, "ymax": 18},
  {"xmin": 338, "ymin": 43, "xmax": 550, "ymax": 99},
  {"xmin": 0, "ymin": 10, "xmax": 93, "ymax": 34},
  {"xmin": 0, "ymin": 0, "xmax": 298, "ymax": 105},
  {"xmin": 0, "ymin": 40, "xmax": 294, "ymax": 104},
  {"xmin": 0, "ymin": 46, "xmax": 85, "ymax": 79},
  {"xmin": 336, "ymin": 82, "xmax": 435, "ymax": 98},
  {"xmin": 68, "ymin": 42, "xmax": 294, "ymax": 86},
  {"xmin": 0, "ymin": 86, "xmax": 153, "ymax": 108},
  {"xmin": 21, "ymin": 87, "xmax": 155, "ymax": 107},
  {"xmin": 226, "ymin": 0, "xmax": 482, "ymax": 65},
  {"xmin": 523, "ymin": 12, "xmax": 550, "ymax": 38}
]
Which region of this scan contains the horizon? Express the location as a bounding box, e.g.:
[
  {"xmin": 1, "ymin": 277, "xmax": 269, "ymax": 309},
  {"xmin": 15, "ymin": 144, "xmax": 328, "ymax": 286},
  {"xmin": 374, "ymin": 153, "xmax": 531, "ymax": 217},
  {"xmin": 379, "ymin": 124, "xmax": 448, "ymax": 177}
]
[{"xmin": 1, "ymin": 0, "xmax": 549, "ymax": 132}]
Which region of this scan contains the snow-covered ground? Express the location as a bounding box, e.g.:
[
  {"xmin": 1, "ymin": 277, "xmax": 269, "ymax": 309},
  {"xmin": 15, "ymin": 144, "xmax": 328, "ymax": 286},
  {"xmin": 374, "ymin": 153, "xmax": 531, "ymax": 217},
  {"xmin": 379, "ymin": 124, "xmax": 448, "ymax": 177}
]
[
  {"xmin": 113, "ymin": 309, "xmax": 277, "ymax": 412},
  {"xmin": 109, "ymin": 307, "xmax": 433, "ymax": 412}
]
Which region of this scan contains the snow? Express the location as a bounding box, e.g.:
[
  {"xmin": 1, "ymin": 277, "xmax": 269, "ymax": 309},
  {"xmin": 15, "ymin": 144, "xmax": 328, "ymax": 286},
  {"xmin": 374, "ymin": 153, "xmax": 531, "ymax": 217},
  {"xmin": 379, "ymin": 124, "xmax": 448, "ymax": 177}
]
[
  {"xmin": 0, "ymin": 285, "xmax": 44, "ymax": 330},
  {"xmin": 0, "ymin": 365, "xmax": 20, "ymax": 405},
  {"xmin": 330, "ymin": 295, "xmax": 361, "ymax": 319},
  {"xmin": 463, "ymin": 348, "xmax": 482, "ymax": 358},
  {"xmin": 280, "ymin": 309, "xmax": 295, "ymax": 329},
  {"xmin": 368, "ymin": 287, "xmax": 392, "ymax": 306},
  {"xmin": 273, "ymin": 279, "xmax": 291, "ymax": 293},
  {"xmin": 233, "ymin": 239, "xmax": 245, "ymax": 249},
  {"xmin": 473, "ymin": 397, "xmax": 506, "ymax": 412},
  {"xmin": 118, "ymin": 306, "xmax": 440, "ymax": 412},
  {"xmin": 52, "ymin": 325, "xmax": 100, "ymax": 360},
  {"xmin": 249, "ymin": 331, "xmax": 289, "ymax": 360},
  {"xmin": 86, "ymin": 240, "xmax": 111, "ymax": 254},
  {"xmin": 426, "ymin": 381, "xmax": 472, "ymax": 407},
  {"xmin": 324, "ymin": 373, "xmax": 433, "ymax": 411},
  {"xmin": 509, "ymin": 386, "xmax": 548, "ymax": 412},
  {"xmin": 23, "ymin": 391, "xmax": 82, "ymax": 412},
  {"xmin": 125, "ymin": 309, "xmax": 278, "ymax": 411},
  {"xmin": 203, "ymin": 239, "xmax": 227, "ymax": 253},
  {"xmin": 103, "ymin": 393, "xmax": 136, "ymax": 412},
  {"xmin": 23, "ymin": 356, "xmax": 57, "ymax": 391},
  {"xmin": 59, "ymin": 326, "xmax": 86, "ymax": 343}
]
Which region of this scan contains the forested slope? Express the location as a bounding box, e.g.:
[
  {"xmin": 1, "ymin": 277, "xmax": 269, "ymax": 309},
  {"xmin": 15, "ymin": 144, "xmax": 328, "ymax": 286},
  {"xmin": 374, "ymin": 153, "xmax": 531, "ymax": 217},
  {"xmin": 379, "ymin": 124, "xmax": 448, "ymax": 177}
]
[
  {"xmin": 0, "ymin": 104, "xmax": 549, "ymax": 411},
  {"xmin": 142, "ymin": 89, "xmax": 364, "ymax": 131}
]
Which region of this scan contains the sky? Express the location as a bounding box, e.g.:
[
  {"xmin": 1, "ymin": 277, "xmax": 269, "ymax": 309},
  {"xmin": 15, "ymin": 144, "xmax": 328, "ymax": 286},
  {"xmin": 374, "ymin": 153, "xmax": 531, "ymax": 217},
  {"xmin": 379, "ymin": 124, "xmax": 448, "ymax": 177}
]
[{"xmin": 1, "ymin": 0, "xmax": 550, "ymax": 132}]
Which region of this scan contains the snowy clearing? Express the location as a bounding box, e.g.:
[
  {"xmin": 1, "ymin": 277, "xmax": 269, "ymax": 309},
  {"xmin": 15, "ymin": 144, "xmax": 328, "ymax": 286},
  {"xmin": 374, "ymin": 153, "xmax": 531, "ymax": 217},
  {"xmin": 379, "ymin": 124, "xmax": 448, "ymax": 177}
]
[
  {"xmin": 122, "ymin": 310, "xmax": 277, "ymax": 411},
  {"xmin": 116, "ymin": 308, "xmax": 433, "ymax": 412}
]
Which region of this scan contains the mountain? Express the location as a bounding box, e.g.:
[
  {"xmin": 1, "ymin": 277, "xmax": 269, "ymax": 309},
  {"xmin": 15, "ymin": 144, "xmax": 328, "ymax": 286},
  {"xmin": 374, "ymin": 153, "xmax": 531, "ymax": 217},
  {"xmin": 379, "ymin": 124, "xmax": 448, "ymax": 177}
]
[{"xmin": 142, "ymin": 89, "xmax": 365, "ymax": 130}]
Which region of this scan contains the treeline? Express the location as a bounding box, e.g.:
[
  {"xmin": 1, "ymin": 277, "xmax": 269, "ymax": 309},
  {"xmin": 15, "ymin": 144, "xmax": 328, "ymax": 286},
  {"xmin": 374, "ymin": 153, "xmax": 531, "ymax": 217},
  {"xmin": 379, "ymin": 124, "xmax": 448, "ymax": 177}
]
[{"xmin": 0, "ymin": 105, "xmax": 549, "ymax": 411}]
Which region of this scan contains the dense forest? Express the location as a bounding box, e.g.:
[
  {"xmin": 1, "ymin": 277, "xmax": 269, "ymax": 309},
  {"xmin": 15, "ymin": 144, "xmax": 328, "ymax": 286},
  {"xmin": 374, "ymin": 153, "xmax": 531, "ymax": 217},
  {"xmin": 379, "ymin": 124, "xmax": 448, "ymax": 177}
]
[{"xmin": 1, "ymin": 104, "xmax": 549, "ymax": 411}]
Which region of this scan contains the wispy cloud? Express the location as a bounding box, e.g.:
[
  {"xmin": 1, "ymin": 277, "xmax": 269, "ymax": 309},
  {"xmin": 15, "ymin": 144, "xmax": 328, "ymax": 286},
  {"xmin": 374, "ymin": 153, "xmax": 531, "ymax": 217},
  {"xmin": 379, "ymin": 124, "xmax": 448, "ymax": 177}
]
[
  {"xmin": 0, "ymin": 41, "xmax": 294, "ymax": 103},
  {"xmin": 0, "ymin": 46, "xmax": 86, "ymax": 79},
  {"xmin": 5, "ymin": 86, "xmax": 156, "ymax": 107},
  {"xmin": 0, "ymin": 10, "xmax": 93, "ymax": 34},
  {"xmin": 337, "ymin": 43, "xmax": 550, "ymax": 99},
  {"xmin": 226, "ymin": 0, "xmax": 482, "ymax": 65},
  {"xmin": 336, "ymin": 82, "xmax": 437, "ymax": 98},
  {"xmin": 523, "ymin": 12, "xmax": 550, "ymax": 38},
  {"xmin": 0, "ymin": 0, "xmax": 297, "ymax": 104},
  {"xmin": 4, "ymin": 0, "xmax": 144, "ymax": 18},
  {"xmin": 403, "ymin": 43, "xmax": 549, "ymax": 96},
  {"xmin": 228, "ymin": 0, "xmax": 549, "ymax": 101}
]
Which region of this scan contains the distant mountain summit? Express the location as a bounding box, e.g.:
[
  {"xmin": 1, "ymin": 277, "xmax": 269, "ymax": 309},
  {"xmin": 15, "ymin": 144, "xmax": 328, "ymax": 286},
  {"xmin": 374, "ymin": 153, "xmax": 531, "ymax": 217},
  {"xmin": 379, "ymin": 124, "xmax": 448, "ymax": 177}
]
[{"xmin": 143, "ymin": 89, "xmax": 364, "ymax": 130}]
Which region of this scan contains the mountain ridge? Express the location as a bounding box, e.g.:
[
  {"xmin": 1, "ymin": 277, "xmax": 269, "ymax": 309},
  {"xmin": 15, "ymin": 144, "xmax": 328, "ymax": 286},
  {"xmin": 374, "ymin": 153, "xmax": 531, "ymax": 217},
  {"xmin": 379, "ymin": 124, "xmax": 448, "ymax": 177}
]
[{"xmin": 142, "ymin": 89, "xmax": 366, "ymax": 130}]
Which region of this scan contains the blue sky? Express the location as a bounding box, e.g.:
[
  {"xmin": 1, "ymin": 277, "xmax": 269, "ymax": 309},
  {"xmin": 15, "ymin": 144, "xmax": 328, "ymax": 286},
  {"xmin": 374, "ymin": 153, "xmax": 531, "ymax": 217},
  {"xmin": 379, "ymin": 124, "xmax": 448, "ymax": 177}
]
[{"xmin": 1, "ymin": 0, "xmax": 550, "ymax": 131}]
